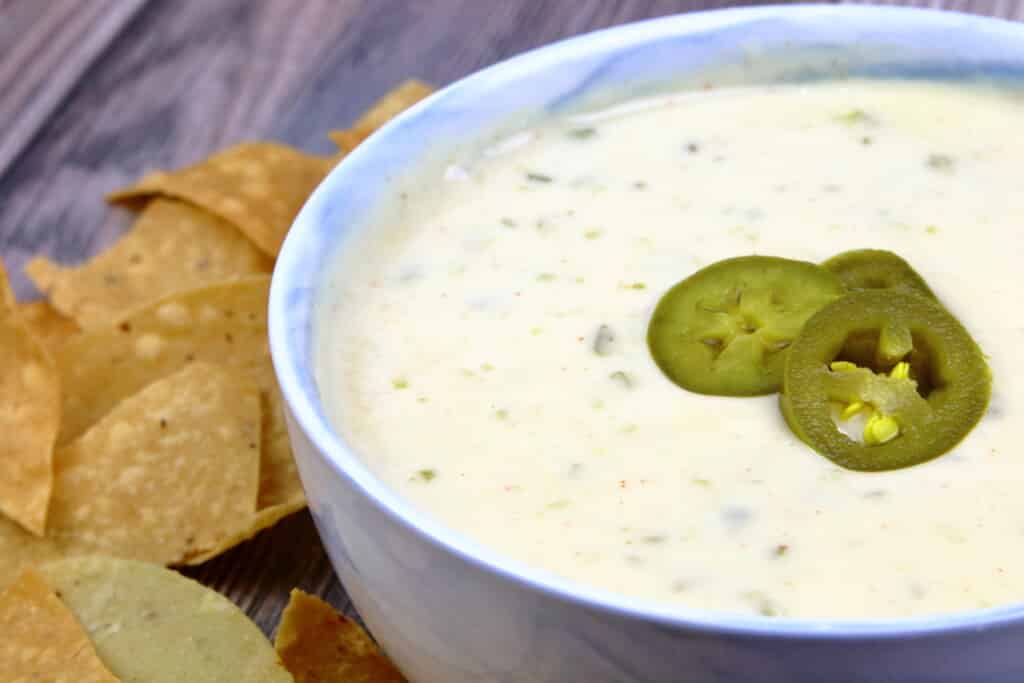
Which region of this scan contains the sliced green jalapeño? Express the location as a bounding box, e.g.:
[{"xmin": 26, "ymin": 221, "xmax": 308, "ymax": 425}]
[
  {"xmin": 648, "ymin": 256, "xmax": 846, "ymax": 396},
  {"xmin": 781, "ymin": 290, "xmax": 990, "ymax": 471},
  {"xmin": 822, "ymin": 249, "xmax": 937, "ymax": 300}
]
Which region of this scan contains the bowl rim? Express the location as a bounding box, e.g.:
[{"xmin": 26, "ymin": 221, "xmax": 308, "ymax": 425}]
[{"xmin": 270, "ymin": 2, "xmax": 1024, "ymax": 639}]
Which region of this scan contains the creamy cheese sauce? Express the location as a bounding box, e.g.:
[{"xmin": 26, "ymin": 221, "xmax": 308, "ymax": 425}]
[{"xmin": 316, "ymin": 80, "xmax": 1024, "ymax": 619}]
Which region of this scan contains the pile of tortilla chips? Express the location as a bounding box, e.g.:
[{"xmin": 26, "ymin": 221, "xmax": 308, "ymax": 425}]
[{"xmin": 1, "ymin": 81, "xmax": 431, "ymax": 679}]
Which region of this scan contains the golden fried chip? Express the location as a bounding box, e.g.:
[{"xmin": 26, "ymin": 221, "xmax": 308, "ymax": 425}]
[
  {"xmin": 0, "ymin": 517, "xmax": 61, "ymax": 591},
  {"xmin": 41, "ymin": 557, "xmax": 292, "ymax": 683},
  {"xmin": 48, "ymin": 362, "xmax": 260, "ymax": 565},
  {"xmin": 276, "ymin": 589, "xmax": 406, "ymax": 683},
  {"xmin": 0, "ymin": 260, "xmax": 13, "ymax": 306},
  {"xmin": 329, "ymin": 80, "xmax": 434, "ymax": 153},
  {"xmin": 55, "ymin": 276, "xmax": 302, "ymax": 511},
  {"xmin": 0, "ymin": 260, "xmax": 60, "ymax": 536},
  {"xmin": 0, "ymin": 363, "xmax": 263, "ymax": 587},
  {"xmin": 0, "ymin": 568, "xmax": 120, "ymax": 682},
  {"xmin": 27, "ymin": 198, "xmax": 272, "ymax": 328},
  {"xmin": 109, "ymin": 143, "xmax": 332, "ymax": 257},
  {"xmin": 17, "ymin": 300, "xmax": 81, "ymax": 351},
  {"xmin": 182, "ymin": 493, "xmax": 305, "ymax": 565}
]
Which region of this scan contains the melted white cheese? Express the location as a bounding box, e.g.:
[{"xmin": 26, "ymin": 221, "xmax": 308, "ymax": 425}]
[{"xmin": 317, "ymin": 80, "xmax": 1024, "ymax": 619}]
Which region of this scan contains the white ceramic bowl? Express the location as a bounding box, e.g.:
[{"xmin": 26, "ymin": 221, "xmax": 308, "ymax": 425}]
[{"xmin": 270, "ymin": 6, "xmax": 1024, "ymax": 681}]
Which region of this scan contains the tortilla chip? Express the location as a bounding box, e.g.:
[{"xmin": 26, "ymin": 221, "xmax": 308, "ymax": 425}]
[
  {"xmin": 54, "ymin": 275, "xmax": 302, "ymax": 511},
  {"xmin": 0, "ymin": 568, "xmax": 120, "ymax": 682},
  {"xmin": 17, "ymin": 300, "xmax": 81, "ymax": 352},
  {"xmin": 0, "ymin": 260, "xmax": 60, "ymax": 536},
  {"xmin": 182, "ymin": 493, "xmax": 305, "ymax": 565},
  {"xmin": 41, "ymin": 557, "xmax": 292, "ymax": 683},
  {"xmin": 0, "ymin": 260, "xmax": 13, "ymax": 306},
  {"xmin": 48, "ymin": 362, "xmax": 260, "ymax": 565},
  {"xmin": 276, "ymin": 589, "xmax": 406, "ymax": 683},
  {"xmin": 0, "ymin": 517, "xmax": 61, "ymax": 592},
  {"xmin": 26, "ymin": 198, "xmax": 272, "ymax": 328},
  {"xmin": 109, "ymin": 143, "xmax": 332, "ymax": 257},
  {"xmin": 329, "ymin": 80, "xmax": 434, "ymax": 153}
]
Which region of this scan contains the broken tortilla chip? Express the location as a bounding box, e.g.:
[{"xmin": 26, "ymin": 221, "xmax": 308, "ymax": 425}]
[
  {"xmin": 109, "ymin": 143, "xmax": 332, "ymax": 258},
  {"xmin": 182, "ymin": 493, "xmax": 305, "ymax": 566},
  {"xmin": 26, "ymin": 198, "xmax": 272, "ymax": 328},
  {"xmin": 17, "ymin": 300, "xmax": 81, "ymax": 351},
  {"xmin": 329, "ymin": 80, "xmax": 434, "ymax": 154},
  {"xmin": 0, "ymin": 260, "xmax": 60, "ymax": 536},
  {"xmin": 54, "ymin": 275, "xmax": 302, "ymax": 511},
  {"xmin": 41, "ymin": 557, "xmax": 292, "ymax": 683},
  {"xmin": 0, "ymin": 568, "xmax": 120, "ymax": 682},
  {"xmin": 48, "ymin": 362, "xmax": 261, "ymax": 565},
  {"xmin": 276, "ymin": 589, "xmax": 406, "ymax": 683}
]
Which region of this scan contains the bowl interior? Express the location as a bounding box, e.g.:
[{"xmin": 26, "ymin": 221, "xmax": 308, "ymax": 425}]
[{"xmin": 270, "ymin": 4, "xmax": 1024, "ymax": 636}]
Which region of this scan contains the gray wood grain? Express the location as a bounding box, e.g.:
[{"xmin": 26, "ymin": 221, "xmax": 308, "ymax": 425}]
[
  {"xmin": 841, "ymin": 0, "xmax": 1024, "ymax": 19},
  {"xmin": 0, "ymin": 0, "xmax": 1016, "ymax": 639},
  {"xmin": 0, "ymin": 0, "xmax": 150, "ymax": 179}
]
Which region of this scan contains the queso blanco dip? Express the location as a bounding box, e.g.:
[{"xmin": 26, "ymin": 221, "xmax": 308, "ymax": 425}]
[{"xmin": 316, "ymin": 80, "xmax": 1024, "ymax": 619}]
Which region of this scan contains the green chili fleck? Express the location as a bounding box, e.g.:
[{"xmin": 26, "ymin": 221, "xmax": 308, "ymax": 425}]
[
  {"xmin": 500, "ymin": 217, "xmax": 518, "ymax": 228},
  {"xmin": 536, "ymin": 272, "xmax": 557, "ymax": 283},
  {"xmin": 610, "ymin": 370, "xmax": 632, "ymax": 389},
  {"xmin": 392, "ymin": 378, "xmax": 409, "ymax": 390},
  {"xmin": 742, "ymin": 591, "xmax": 782, "ymax": 617},
  {"xmin": 567, "ymin": 127, "xmax": 597, "ymax": 140},
  {"xmin": 836, "ymin": 109, "xmax": 877, "ymax": 126},
  {"xmin": 494, "ymin": 408, "xmax": 509, "ymax": 420},
  {"xmin": 593, "ymin": 324, "xmax": 616, "ymax": 356},
  {"xmin": 526, "ymin": 172, "xmax": 554, "ymax": 183},
  {"xmin": 927, "ymin": 153, "xmax": 955, "ymax": 172},
  {"xmin": 412, "ymin": 468, "xmax": 437, "ymax": 483},
  {"xmin": 584, "ymin": 229, "xmax": 603, "ymax": 240}
]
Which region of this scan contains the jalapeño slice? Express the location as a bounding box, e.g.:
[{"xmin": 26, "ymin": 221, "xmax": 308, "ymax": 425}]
[
  {"xmin": 823, "ymin": 249, "xmax": 937, "ymax": 300},
  {"xmin": 648, "ymin": 256, "xmax": 846, "ymax": 396},
  {"xmin": 781, "ymin": 290, "xmax": 990, "ymax": 471}
]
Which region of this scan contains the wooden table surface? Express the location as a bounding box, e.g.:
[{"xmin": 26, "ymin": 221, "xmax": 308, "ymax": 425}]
[{"xmin": 2, "ymin": 0, "xmax": 1021, "ymax": 639}]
